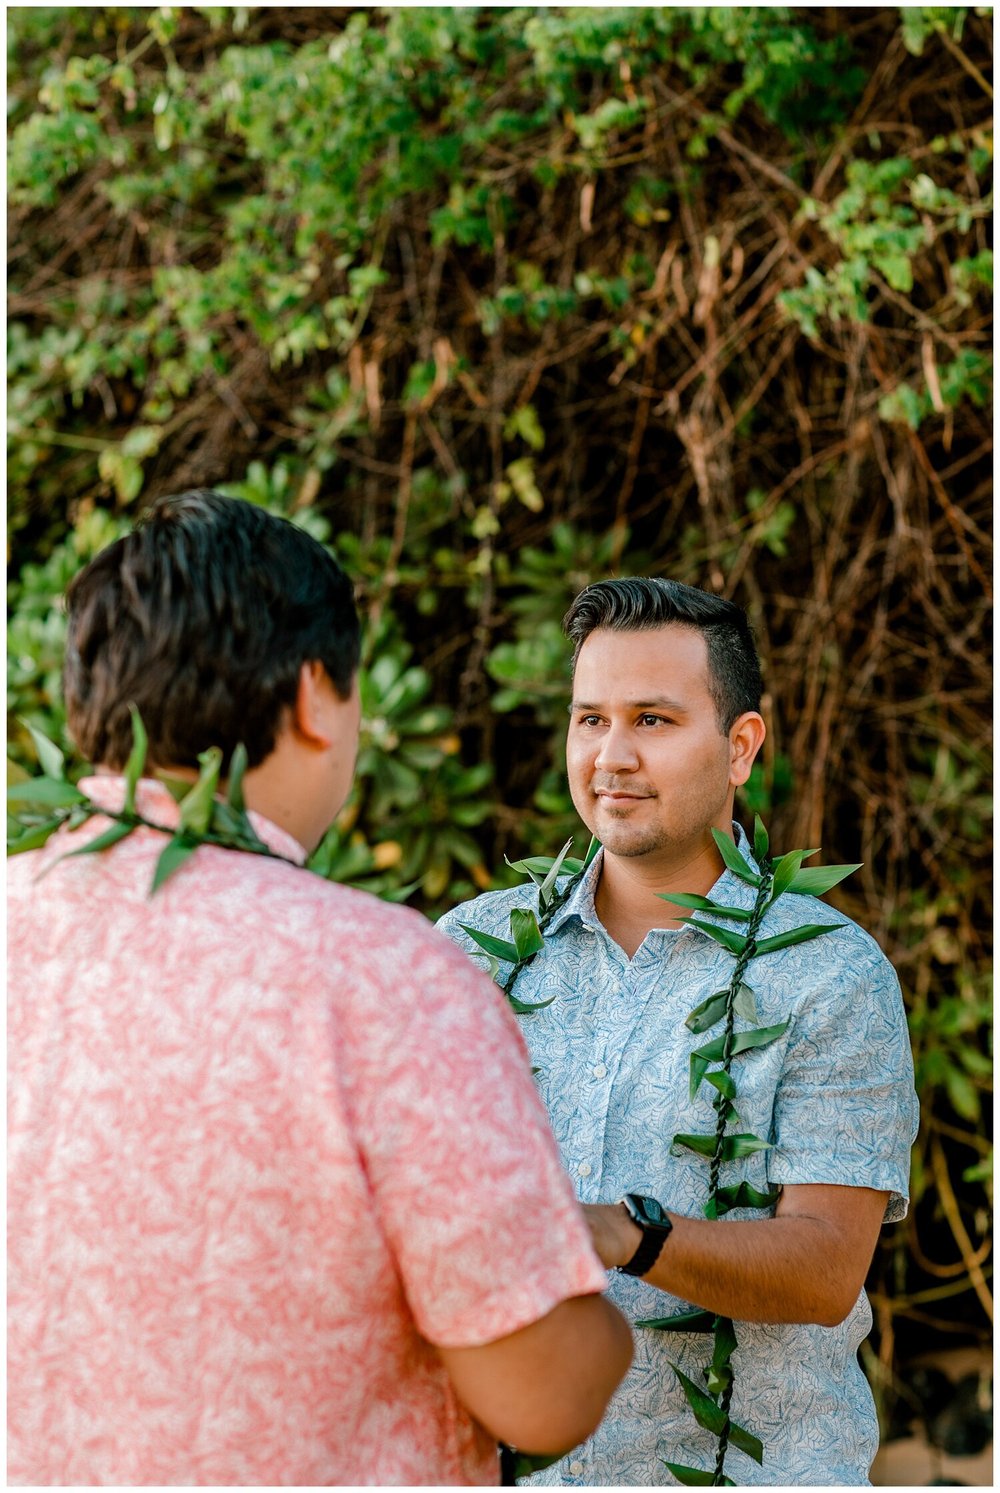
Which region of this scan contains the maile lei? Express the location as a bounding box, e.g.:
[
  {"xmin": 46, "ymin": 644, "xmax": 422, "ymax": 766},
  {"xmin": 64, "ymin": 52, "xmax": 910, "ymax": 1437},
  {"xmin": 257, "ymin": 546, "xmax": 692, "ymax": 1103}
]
[
  {"xmin": 7, "ymin": 711, "xmax": 305, "ymax": 884},
  {"xmin": 460, "ymin": 818, "xmax": 860, "ymax": 1487}
]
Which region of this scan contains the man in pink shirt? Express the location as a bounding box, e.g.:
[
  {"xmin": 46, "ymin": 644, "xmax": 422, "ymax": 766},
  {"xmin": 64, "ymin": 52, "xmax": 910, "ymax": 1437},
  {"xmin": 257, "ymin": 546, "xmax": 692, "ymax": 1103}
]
[{"xmin": 7, "ymin": 490, "xmax": 631, "ymax": 1486}]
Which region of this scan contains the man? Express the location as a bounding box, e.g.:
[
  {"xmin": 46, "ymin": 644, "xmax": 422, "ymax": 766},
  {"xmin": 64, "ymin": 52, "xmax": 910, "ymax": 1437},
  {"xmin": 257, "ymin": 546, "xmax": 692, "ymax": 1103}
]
[
  {"xmin": 7, "ymin": 492, "xmax": 631, "ymax": 1486},
  {"xmin": 439, "ymin": 577, "xmax": 918, "ymax": 1487}
]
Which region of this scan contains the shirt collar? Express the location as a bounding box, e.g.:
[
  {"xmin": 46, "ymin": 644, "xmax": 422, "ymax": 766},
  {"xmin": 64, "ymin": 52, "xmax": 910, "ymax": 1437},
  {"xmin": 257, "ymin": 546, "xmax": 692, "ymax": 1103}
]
[
  {"xmin": 79, "ymin": 774, "xmax": 309, "ymax": 866},
  {"xmin": 544, "ymin": 821, "xmax": 760, "ymax": 937}
]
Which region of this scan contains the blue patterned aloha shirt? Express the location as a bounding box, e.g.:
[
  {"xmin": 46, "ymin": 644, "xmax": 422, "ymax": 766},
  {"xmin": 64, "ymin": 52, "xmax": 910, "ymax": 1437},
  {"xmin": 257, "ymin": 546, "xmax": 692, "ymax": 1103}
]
[{"xmin": 437, "ymin": 823, "xmax": 919, "ymax": 1488}]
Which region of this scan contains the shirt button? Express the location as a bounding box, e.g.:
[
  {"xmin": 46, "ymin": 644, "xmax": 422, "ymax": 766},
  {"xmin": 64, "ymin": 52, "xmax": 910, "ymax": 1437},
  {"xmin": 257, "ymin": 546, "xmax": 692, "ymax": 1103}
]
[
  {"xmin": 592, "ymin": 1063, "xmax": 607, "ymax": 1078},
  {"xmin": 569, "ymin": 1462, "xmax": 585, "ymax": 1476},
  {"xmin": 577, "ymin": 1161, "xmax": 592, "ymax": 1178}
]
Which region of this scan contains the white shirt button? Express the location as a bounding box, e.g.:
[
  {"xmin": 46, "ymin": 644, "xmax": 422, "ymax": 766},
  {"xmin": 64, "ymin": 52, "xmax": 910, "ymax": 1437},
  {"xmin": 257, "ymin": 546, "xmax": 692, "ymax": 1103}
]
[
  {"xmin": 577, "ymin": 1161, "xmax": 592, "ymax": 1178},
  {"xmin": 592, "ymin": 1063, "xmax": 607, "ymax": 1078},
  {"xmin": 569, "ymin": 1462, "xmax": 585, "ymax": 1477}
]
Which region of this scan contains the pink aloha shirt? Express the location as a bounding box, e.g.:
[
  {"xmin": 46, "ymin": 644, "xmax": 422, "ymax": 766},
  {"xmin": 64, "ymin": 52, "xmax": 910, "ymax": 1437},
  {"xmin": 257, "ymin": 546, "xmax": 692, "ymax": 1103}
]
[{"xmin": 8, "ymin": 778, "xmax": 607, "ymax": 1486}]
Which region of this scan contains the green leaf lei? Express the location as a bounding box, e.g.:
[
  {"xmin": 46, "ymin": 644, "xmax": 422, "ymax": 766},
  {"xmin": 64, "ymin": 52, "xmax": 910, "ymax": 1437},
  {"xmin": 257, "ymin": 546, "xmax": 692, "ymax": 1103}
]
[
  {"xmin": 465, "ymin": 815, "xmax": 861, "ymax": 1486},
  {"xmin": 8, "ymin": 710, "xmax": 307, "ymax": 887}
]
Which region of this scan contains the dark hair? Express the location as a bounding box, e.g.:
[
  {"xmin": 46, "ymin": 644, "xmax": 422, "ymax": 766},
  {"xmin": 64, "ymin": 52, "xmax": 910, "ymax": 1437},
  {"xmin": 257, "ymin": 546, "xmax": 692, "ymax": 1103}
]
[
  {"xmin": 563, "ymin": 577, "xmax": 762, "ymax": 733},
  {"xmin": 64, "ymin": 490, "xmax": 360, "ymax": 770}
]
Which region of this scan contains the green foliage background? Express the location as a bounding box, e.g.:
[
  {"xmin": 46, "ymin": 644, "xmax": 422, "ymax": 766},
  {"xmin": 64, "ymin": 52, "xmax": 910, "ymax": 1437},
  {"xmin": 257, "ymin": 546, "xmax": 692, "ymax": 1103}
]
[{"xmin": 8, "ymin": 4, "xmax": 992, "ymax": 1441}]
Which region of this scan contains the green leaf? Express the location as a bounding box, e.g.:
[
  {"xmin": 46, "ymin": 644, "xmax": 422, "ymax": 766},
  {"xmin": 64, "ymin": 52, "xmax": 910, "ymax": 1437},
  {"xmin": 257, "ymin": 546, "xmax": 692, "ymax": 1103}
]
[
  {"xmin": 34, "ymin": 817, "xmax": 137, "ymax": 883},
  {"xmin": 459, "ymin": 923, "xmax": 520, "ymax": 963},
  {"xmin": 660, "ymin": 892, "xmax": 752, "ymax": 921},
  {"xmin": 709, "ymin": 1181, "xmax": 780, "ymax": 1216},
  {"xmin": 671, "ymin": 1364, "xmax": 727, "ymax": 1435},
  {"xmin": 505, "ymin": 852, "xmax": 584, "ymax": 881},
  {"xmin": 637, "ymin": 1307, "xmax": 716, "ymax": 1332},
  {"xmin": 510, "ymin": 906, "xmax": 545, "ymax": 959},
  {"xmin": 65, "ymin": 820, "xmax": 134, "ymax": 858},
  {"xmin": 672, "ymin": 1130, "xmax": 718, "ymax": 1159},
  {"xmin": 945, "ymin": 1066, "xmax": 980, "ymax": 1123},
  {"xmin": 663, "ymin": 1462, "xmax": 730, "ymax": 1486},
  {"xmin": 177, "ymin": 747, "xmax": 222, "ymax": 836},
  {"xmin": 7, "ymin": 814, "xmax": 68, "ymax": 854},
  {"xmin": 685, "ymin": 983, "xmax": 757, "ymax": 1034},
  {"xmin": 691, "ymin": 1019, "xmax": 790, "ymax": 1100},
  {"xmin": 7, "ymin": 778, "xmax": 87, "ymax": 808},
  {"xmin": 583, "ymin": 834, "xmax": 601, "ymax": 868},
  {"xmin": 507, "ymin": 990, "xmax": 557, "ymax": 1015},
  {"xmin": 711, "ymin": 827, "xmax": 761, "ymax": 886},
  {"xmin": 540, "ymin": 842, "xmax": 579, "ymax": 907},
  {"xmin": 704, "ymin": 1070, "xmax": 737, "ymax": 1100},
  {"xmin": 787, "ymin": 862, "xmax": 862, "ymax": 896},
  {"xmin": 150, "ymin": 834, "xmax": 197, "ymax": 892},
  {"xmin": 689, "ymin": 1052, "xmax": 711, "ymax": 1102},
  {"xmin": 682, "ymin": 918, "xmax": 749, "ymax": 955},
  {"xmin": 753, "ymin": 923, "xmax": 845, "ymax": 956},
  {"xmin": 686, "ymin": 989, "xmax": 728, "ymax": 1034},
  {"xmin": 226, "ymin": 742, "xmax": 249, "ymax": 813},
  {"xmin": 673, "ymin": 1131, "xmax": 773, "ymax": 1161},
  {"xmin": 538, "ymin": 836, "xmax": 576, "ymax": 907},
  {"xmin": 480, "ymin": 952, "xmax": 502, "ymax": 982},
  {"xmin": 123, "ymin": 705, "xmax": 148, "ymax": 814},
  {"xmin": 21, "ymin": 720, "xmax": 65, "ymax": 780},
  {"xmin": 156, "ymin": 775, "xmax": 193, "ymax": 804},
  {"xmin": 728, "ymin": 1421, "xmax": 764, "ymax": 1464},
  {"xmin": 706, "ymin": 1315, "xmax": 737, "ymax": 1395},
  {"xmin": 733, "ymin": 982, "xmax": 758, "ymax": 1022},
  {"xmin": 770, "ymin": 847, "xmax": 817, "ymax": 900},
  {"xmin": 207, "ymin": 802, "xmax": 263, "ymax": 850},
  {"xmin": 752, "ymin": 815, "xmax": 769, "ymax": 862},
  {"xmin": 692, "ymin": 1019, "xmax": 790, "ymax": 1068}
]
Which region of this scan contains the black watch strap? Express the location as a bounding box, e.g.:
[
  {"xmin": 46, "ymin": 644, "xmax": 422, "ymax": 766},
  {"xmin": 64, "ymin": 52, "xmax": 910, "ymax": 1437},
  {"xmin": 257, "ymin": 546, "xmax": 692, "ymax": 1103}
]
[
  {"xmin": 618, "ymin": 1194, "xmax": 672, "ymax": 1277},
  {"xmin": 620, "ymin": 1226, "xmax": 668, "ymax": 1277}
]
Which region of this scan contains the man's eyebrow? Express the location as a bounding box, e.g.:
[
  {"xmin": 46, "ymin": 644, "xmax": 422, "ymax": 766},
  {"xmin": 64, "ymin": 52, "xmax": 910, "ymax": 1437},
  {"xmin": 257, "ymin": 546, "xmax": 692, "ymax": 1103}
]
[{"xmin": 569, "ymin": 697, "xmax": 689, "ymax": 712}]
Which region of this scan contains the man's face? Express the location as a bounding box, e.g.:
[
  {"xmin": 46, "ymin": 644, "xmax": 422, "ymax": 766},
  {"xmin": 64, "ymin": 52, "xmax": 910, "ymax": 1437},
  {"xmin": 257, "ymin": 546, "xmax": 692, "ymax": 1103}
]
[{"xmin": 567, "ymin": 625, "xmax": 736, "ymax": 862}]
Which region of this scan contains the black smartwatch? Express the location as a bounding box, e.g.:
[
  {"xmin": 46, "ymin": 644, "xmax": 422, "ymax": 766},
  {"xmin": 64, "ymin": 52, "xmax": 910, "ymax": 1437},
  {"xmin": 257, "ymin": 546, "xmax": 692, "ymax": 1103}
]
[{"xmin": 617, "ymin": 1193, "xmax": 673, "ymax": 1277}]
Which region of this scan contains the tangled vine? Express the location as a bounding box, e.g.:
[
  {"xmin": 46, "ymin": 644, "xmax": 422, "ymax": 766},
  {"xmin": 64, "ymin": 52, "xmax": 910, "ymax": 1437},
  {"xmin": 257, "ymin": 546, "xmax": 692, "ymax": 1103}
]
[{"xmin": 466, "ymin": 819, "xmax": 859, "ymax": 1485}]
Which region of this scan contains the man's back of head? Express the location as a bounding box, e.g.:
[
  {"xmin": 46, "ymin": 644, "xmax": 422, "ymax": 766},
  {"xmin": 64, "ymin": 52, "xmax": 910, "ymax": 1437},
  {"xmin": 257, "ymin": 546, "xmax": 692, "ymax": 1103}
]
[{"xmin": 63, "ymin": 489, "xmax": 360, "ymax": 772}]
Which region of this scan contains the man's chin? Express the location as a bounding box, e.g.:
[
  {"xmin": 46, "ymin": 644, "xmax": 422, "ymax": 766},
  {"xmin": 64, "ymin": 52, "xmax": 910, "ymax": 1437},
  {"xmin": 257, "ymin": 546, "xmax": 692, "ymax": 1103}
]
[{"xmin": 598, "ymin": 828, "xmax": 665, "ymax": 859}]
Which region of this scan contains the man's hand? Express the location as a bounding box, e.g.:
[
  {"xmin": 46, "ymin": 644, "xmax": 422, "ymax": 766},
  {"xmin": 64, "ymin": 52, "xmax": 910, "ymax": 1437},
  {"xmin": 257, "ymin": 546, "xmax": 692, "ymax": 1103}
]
[{"xmin": 583, "ymin": 1203, "xmax": 642, "ymax": 1270}]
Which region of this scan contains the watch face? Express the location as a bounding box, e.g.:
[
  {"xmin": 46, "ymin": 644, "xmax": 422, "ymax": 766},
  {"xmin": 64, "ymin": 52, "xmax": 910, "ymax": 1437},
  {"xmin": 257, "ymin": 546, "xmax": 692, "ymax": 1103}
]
[{"xmin": 627, "ymin": 1193, "xmax": 669, "ymax": 1229}]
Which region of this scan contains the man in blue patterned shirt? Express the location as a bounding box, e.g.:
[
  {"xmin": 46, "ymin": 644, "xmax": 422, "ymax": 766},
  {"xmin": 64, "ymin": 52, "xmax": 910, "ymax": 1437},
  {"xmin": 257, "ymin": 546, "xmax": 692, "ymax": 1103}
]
[{"xmin": 438, "ymin": 578, "xmax": 919, "ymax": 1487}]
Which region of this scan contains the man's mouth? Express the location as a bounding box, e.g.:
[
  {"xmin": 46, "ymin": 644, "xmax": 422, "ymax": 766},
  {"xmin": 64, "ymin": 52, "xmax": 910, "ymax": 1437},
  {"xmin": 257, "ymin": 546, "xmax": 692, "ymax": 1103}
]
[{"xmin": 595, "ymin": 789, "xmax": 654, "ymax": 801}]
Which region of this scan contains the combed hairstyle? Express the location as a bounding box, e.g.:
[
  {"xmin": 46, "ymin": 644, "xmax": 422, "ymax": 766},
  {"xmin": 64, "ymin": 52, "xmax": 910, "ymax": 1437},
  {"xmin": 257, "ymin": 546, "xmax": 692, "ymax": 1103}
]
[
  {"xmin": 562, "ymin": 577, "xmax": 762, "ymax": 734},
  {"xmin": 64, "ymin": 490, "xmax": 360, "ymax": 770}
]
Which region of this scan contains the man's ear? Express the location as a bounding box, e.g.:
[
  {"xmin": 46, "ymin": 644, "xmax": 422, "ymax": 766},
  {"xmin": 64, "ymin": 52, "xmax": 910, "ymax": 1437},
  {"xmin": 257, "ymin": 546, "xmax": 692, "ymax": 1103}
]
[
  {"xmin": 291, "ymin": 661, "xmax": 336, "ymax": 749},
  {"xmin": 728, "ymin": 712, "xmax": 766, "ymax": 788}
]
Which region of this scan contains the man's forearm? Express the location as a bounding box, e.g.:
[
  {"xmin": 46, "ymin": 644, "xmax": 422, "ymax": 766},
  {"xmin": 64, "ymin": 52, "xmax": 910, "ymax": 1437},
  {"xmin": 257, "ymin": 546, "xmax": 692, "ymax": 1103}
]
[{"xmin": 584, "ymin": 1184, "xmax": 888, "ymax": 1327}]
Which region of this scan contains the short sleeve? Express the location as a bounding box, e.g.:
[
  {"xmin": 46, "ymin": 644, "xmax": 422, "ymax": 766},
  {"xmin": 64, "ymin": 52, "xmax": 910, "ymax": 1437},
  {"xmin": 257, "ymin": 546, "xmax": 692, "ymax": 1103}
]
[
  {"xmin": 767, "ymin": 933, "xmax": 919, "ymax": 1223},
  {"xmin": 336, "ymin": 917, "xmax": 608, "ymax": 1347}
]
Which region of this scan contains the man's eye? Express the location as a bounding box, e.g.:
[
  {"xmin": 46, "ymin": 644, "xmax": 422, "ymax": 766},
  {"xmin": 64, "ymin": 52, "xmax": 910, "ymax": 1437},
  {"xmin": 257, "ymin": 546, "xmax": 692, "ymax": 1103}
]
[
  {"xmin": 639, "ymin": 714, "xmax": 669, "ymax": 727},
  {"xmin": 579, "ymin": 715, "xmax": 602, "ymax": 727}
]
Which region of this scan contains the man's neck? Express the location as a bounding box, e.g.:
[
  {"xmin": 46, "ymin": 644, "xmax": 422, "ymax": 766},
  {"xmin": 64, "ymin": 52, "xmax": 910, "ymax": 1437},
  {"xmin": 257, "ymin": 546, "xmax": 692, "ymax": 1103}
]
[{"xmin": 594, "ymin": 832, "xmax": 730, "ymax": 960}]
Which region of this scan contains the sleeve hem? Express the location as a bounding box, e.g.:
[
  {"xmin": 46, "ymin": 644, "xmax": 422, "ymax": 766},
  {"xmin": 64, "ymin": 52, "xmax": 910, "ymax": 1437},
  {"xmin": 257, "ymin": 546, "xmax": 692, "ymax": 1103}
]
[
  {"xmin": 421, "ymin": 1263, "xmax": 610, "ymax": 1350},
  {"xmin": 769, "ymin": 1167, "xmax": 909, "ymax": 1222}
]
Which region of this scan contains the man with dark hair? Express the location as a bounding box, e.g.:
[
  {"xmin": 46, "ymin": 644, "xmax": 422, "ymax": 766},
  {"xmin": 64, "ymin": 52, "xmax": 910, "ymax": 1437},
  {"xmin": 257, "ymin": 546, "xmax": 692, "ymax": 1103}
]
[
  {"xmin": 439, "ymin": 576, "xmax": 918, "ymax": 1487},
  {"xmin": 8, "ymin": 493, "xmax": 631, "ymax": 1486}
]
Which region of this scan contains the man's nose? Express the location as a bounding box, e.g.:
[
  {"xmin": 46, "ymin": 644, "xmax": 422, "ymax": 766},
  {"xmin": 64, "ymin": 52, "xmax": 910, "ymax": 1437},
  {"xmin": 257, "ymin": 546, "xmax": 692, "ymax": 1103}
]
[{"xmin": 594, "ymin": 726, "xmax": 639, "ymax": 774}]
